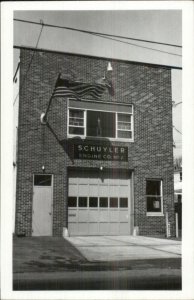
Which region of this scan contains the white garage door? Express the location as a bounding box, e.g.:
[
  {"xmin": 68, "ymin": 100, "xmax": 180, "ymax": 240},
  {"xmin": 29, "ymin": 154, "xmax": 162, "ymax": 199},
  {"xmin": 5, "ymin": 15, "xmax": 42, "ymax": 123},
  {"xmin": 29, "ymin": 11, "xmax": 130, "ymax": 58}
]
[{"xmin": 68, "ymin": 169, "xmax": 132, "ymax": 236}]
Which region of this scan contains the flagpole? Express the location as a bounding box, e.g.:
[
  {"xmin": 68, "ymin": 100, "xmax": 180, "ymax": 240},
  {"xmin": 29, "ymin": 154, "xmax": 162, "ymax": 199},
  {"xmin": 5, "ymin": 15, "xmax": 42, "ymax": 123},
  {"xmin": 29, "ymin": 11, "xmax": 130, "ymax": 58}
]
[{"xmin": 40, "ymin": 73, "xmax": 61, "ymax": 124}]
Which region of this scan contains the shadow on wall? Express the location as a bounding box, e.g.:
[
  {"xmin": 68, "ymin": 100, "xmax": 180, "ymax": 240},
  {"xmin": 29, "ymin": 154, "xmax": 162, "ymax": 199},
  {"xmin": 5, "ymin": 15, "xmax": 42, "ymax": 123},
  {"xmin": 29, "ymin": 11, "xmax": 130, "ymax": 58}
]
[{"xmin": 46, "ymin": 121, "xmax": 113, "ymax": 163}]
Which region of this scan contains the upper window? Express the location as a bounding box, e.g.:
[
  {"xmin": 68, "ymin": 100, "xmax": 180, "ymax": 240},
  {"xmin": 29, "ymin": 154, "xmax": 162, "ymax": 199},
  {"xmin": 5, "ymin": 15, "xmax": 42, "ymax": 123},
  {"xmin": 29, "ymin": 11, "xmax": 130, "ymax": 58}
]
[
  {"xmin": 68, "ymin": 107, "xmax": 133, "ymax": 141},
  {"xmin": 69, "ymin": 109, "xmax": 85, "ymax": 135},
  {"xmin": 87, "ymin": 110, "xmax": 115, "ymax": 138},
  {"xmin": 146, "ymin": 180, "xmax": 163, "ymax": 215},
  {"xmin": 117, "ymin": 114, "xmax": 132, "ymax": 139}
]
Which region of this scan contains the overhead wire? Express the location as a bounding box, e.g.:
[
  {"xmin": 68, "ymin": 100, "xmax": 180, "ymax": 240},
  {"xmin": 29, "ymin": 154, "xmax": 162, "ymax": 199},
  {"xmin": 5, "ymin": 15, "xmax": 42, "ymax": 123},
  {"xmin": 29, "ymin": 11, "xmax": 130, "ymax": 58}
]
[
  {"xmin": 14, "ymin": 18, "xmax": 182, "ymax": 48},
  {"xmin": 173, "ymin": 126, "xmax": 182, "ymax": 135},
  {"xmin": 13, "ymin": 18, "xmax": 182, "ymax": 140},
  {"xmin": 92, "ymin": 32, "xmax": 182, "ymax": 57},
  {"xmin": 13, "ymin": 20, "xmax": 44, "ymax": 106},
  {"xmin": 13, "ymin": 62, "xmax": 20, "ymax": 83},
  {"xmin": 13, "ymin": 18, "xmax": 182, "ymax": 57}
]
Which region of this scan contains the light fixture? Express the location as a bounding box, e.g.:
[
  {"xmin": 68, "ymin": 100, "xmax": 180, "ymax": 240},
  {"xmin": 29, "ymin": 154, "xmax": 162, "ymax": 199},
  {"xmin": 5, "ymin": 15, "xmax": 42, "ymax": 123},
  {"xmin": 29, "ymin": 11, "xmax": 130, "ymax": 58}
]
[
  {"xmin": 42, "ymin": 165, "xmax": 45, "ymax": 172},
  {"xmin": 100, "ymin": 166, "xmax": 103, "ymax": 171},
  {"xmin": 40, "ymin": 113, "xmax": 47, "ymax": 124},
  {"xmin": 107, "ymin": 62, "xmax": 113, "ymax": 72}
]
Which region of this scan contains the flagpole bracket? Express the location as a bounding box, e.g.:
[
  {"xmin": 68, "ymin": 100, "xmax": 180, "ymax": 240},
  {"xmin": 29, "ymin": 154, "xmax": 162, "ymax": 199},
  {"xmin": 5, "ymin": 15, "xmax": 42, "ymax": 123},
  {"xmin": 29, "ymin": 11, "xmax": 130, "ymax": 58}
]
[{"xmin": 40, "ymin": 113, "xmax": 47, "ymax": 125}]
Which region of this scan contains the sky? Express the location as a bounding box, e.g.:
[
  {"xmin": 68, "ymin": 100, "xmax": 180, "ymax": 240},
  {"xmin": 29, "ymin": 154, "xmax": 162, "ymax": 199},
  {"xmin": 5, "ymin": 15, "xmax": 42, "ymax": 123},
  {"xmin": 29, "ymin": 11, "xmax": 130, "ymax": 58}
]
[{"xmin": 13, "ymin": 9, "xmax": 182, "ymax": 158}]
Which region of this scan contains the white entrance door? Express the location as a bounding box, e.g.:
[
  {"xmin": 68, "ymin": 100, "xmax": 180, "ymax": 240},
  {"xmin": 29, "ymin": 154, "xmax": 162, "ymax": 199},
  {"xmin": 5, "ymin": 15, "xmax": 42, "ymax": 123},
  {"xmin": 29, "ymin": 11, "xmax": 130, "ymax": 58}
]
[
  {"xmin": 32, "ymin": 175, "xmax": 53, "ymax": 236},
  {"xmin": 68, "ymin": 169, "xmax": 132, "ymax": 236}
]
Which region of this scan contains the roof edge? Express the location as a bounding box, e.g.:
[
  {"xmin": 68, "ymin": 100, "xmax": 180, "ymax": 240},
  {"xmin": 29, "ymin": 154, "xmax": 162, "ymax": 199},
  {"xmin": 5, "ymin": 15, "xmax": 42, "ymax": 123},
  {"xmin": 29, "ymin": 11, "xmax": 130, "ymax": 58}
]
[{"xmin": 14, "ymin": 45, "xmax": 182, "ymax": 70}]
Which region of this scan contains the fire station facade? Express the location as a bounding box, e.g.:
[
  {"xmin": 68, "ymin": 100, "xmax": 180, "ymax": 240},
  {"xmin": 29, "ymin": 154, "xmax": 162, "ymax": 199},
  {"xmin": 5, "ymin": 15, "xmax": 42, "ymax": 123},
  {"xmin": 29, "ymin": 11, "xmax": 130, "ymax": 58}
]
[{"xmin": 15, "ymin": 46, "xmax": 175, "ymax": 237}]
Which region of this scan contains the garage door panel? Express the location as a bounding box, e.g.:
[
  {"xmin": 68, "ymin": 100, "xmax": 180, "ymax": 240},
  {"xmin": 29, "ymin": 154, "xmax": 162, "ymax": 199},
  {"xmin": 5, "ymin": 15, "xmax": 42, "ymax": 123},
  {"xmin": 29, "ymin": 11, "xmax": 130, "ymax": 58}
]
[
  {"xmin": 109, "ymin": 185, "xmax": 119, "ymax": 196},
  {"xmin": 78, "ymin": 184, "xmax": 88, "ymax": 196},
  {"xmin": 119, "ymin": 187, "xmax": 129, "ymax": 197},
  {"xmin": 99, "ymin": 211, "xmax": 109, "ymax": 222},
  {"xmin": 119, "ymin": 223, "xmax": 130, "ymax": 235},
  {"xmin": 109, "ymin": 210, "xmax": 119, "ymax": 222},
  {"xmin": 99, "ymin": 223, "xmax": 109, "ymax": 234},
  {"xmin": 69, "ymin": 177, "xmax": 78, "ymax": 183},
  {"xmin": 79, "ymin": 177, "xmax": 89, "ymax": 183},
  {"xmin": 89, "ymin": 177, "xmax": 100, "ymax": 184},
  {"xmin": 101, "ymin": 178, "xmax": 110, "ymax": 184},
  {"xmin": 110, "ymin": 178, "xmax": 120, "ymax": 185},
  {"xmin": 78, "ymin": 210, "xmax": 88, "ymax": 222},
  {"xmin": 68, "ymin": 170, "xmax": 132, "ymax": 236},
  {"xmin": 78, "ymin": 223, "xmax": 88, "ymax": 235},
  {"xmin": 88, "ymin": 223, "xmax": 99, "ymax": 234},
  {"xmin": 98, "ymin": 185, "xmax": 109, "ymax": 196},
  {"xmin": 89, "ymin": 185, "xmax": 98, "ymax": 196},
  {"xmin": 69, "ymin": 184, "xmax": 78, "ymax": 196},
  {"xmin": 119, "ymin": 210, "xmax": 129, "ymax": 222},
  {"xmin": 109, "ymin": 223, "xmax": 119, "ymax": 235},
  {"xmin": 69, "ymin": 223, "xmax": 78, "ymax": 235},
  {"xmin": 68, "ymin": 210, "xmax": 78, "ymax": 221},
  {"xmin": 89, "ymin": 210, "xmax": 99, "ymax": 222}
]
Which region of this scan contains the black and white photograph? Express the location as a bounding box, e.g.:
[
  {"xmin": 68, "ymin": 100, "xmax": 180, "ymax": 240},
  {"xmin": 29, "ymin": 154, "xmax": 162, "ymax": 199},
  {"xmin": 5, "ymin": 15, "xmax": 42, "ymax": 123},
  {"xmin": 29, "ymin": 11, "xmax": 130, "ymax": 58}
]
[{"xmin": 1, "ymin": 1, "xmax": 194, "ymax": 299}]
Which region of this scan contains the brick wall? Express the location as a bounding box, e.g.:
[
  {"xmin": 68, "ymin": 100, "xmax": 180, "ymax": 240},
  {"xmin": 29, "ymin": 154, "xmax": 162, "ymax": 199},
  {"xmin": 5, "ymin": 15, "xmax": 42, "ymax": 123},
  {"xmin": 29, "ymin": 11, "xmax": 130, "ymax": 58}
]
[{"xmin": 15, "ymin": 48, "xmax": 175, "ymax": 237}]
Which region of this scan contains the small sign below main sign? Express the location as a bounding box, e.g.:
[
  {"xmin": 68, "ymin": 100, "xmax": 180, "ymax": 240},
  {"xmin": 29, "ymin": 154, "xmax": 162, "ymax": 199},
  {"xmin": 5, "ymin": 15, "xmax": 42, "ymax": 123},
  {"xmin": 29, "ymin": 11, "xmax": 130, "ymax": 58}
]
[{"xmin": 74, "ymin": 144, "xmax": 128, "ymax": 162}]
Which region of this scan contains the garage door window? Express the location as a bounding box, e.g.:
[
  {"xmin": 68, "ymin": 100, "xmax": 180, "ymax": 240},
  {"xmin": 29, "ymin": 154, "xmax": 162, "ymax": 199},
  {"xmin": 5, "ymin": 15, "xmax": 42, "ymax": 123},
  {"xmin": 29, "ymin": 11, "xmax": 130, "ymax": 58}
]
[
  {"xmin": 89, "ymin": 197, "xmax": 98, "ymax": 207},
  {"xmin": 68, "ymin": 197, "xmax": 128, "ymax": 208},
  {"xmin": 68, "ymin": 197, "xmax": 77, "ymax": 207},
  {"xmin": 110, "ymin": 197, "xmax": 118, "ymax": 208},
  {"xmin": 78, "ymin": 197, "xmax": 87, "ymax": 207},
  {"xmin": 100, "ymin": 197, "xmax": 108, "ymax": 207},
  {"xmin": 119, "ymin": 198, "xmax": 128, "ymax": 208}
]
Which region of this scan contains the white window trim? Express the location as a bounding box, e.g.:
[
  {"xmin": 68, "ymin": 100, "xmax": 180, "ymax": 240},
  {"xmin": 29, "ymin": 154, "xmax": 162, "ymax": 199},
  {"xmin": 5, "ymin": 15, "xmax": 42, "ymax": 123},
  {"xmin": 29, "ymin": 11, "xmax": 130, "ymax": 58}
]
[
  {"xmin": 146, "ymin": 179, "xmax": 164, "ymax": 217},
  {"xmin": 67, "ymin": 108, "xmax": 86, "ymax": 137},
  {"xmin": 68, "ymin": 106, "xmax": 134, "ymax": 142},
  {"xmin": 117, "ymin": 112, "xmax": 133, "ymax": 139}
]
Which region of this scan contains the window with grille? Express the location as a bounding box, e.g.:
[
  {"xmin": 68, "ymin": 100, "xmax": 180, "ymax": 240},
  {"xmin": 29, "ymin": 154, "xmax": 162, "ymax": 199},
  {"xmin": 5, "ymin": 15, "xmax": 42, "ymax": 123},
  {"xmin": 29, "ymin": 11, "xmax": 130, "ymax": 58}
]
[{"xmin": 68, "ymin": 106, "xmax": 133, "ymax": 141}]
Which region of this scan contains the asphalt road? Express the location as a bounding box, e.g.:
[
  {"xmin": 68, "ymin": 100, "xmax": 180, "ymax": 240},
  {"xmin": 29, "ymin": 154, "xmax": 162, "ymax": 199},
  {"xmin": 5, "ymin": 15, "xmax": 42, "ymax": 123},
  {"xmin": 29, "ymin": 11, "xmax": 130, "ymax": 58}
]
[{"xmin": 13, "ymin": 269, "xmax": 181, "ymax": 290}]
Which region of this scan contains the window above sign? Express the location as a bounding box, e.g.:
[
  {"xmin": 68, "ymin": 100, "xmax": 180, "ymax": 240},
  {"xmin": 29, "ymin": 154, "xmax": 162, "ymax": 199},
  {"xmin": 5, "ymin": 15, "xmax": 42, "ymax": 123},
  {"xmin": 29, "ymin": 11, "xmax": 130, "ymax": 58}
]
[{"xmin": 68, "ymin": 102, "xmax": 133, "ymax": 141}]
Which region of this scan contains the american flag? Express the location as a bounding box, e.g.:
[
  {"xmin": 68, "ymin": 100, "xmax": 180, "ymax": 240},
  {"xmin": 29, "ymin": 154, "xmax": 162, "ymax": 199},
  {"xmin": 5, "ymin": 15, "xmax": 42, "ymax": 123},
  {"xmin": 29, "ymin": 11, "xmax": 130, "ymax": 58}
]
[{"xmin": 52, "ymin": 76, "xmax": 114, "ymax": 100}]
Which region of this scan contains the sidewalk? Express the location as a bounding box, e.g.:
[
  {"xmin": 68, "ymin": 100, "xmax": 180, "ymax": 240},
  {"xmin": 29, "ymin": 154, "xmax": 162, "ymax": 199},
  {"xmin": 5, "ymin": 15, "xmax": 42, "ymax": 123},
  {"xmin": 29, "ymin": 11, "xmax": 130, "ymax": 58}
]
[{"xmin": 65, "ymin": 235, "xmax": 181, "ymax": 262}]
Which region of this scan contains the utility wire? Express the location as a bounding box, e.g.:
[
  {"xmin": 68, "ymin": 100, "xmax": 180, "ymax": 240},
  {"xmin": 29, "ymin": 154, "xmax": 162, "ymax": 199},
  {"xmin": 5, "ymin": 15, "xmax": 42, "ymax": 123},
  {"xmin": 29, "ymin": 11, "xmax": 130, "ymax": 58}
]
[
  {"xmin": 13, "ymin": 62, "xmax": 20, "ymax": 83},
  {"xmin": 93, "ymin": 32, "xmax": 182, "ymax": 57},
  {"xmin": 172, "ymin": 101, "xmax": 182, "ymax": 107},
  {"xmin": 173, "ymin": 126, "xmax": 182, "ymax": 135},
  {"xmin": 14, "ymin": 18, "xmax": 182, "ymax": 48},
  {"xmin": 14, "ymin": 18, "xmax": 182, "ymax": 57},
  {"xmin": 13, "ymin": 20, "xmax": 44, "ymax": 106}
]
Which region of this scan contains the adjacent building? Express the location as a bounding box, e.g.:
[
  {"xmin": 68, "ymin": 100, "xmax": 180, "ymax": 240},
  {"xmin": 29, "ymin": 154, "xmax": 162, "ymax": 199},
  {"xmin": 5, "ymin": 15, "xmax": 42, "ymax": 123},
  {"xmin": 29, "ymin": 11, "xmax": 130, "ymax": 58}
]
[
  {"xmin": 174, "ymin": 166, "xmax": 182, "ymax": 236},
  {"xmin": 14, "ymin": 46, "xmax": 177, "ymax": 237}
]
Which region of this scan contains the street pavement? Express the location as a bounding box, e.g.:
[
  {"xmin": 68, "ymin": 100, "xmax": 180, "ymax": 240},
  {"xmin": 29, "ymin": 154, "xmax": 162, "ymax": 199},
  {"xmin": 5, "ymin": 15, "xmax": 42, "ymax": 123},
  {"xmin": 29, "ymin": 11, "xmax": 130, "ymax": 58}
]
[{"xmin": 13, "ymin": 235, "xmax": 182, "ymax": 290}]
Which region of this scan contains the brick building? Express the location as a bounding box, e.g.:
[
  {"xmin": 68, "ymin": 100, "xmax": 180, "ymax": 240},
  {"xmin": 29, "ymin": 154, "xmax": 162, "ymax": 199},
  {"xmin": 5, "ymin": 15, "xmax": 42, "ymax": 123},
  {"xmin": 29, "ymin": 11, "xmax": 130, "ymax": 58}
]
[{"xmin": 15, "ymin": 46, "xmax": 176, "ymax": 237}]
